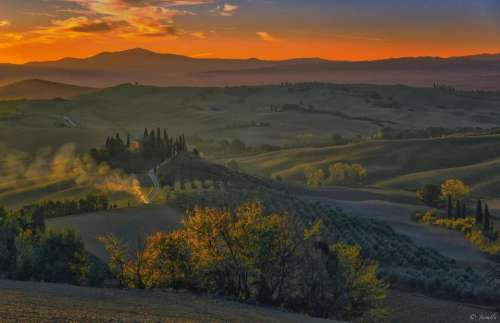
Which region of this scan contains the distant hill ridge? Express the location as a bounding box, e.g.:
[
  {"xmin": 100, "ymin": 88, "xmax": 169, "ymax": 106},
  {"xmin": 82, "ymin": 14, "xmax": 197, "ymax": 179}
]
[
  {"xmin": 1, "ymin": 48, "xmax": 500, "ymax": 90},
  {"xmin": 0, "ymin": 79, "xmax": 96, "ymax": 101}
]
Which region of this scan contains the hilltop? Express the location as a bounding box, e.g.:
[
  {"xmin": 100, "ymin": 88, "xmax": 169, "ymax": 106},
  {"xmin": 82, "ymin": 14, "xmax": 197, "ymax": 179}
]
[
  {"xmin": 0, "ymin": 79, "xmax": 96, "ymax": 100},
  {"xmin": 1, "ymin": 49, "xmax": 500, "ymax": 89}
]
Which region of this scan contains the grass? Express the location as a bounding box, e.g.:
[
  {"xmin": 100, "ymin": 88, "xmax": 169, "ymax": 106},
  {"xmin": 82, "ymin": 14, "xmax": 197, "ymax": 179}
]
[
  {"xmin": 0, "ymin": 101, "xmax": 21, "ymax": 120},
  {"xmin": 2, "ymin": 82, "xmax": 500, "ymax": 155},
  {"xmin": 229, "ymin": 135, "xmax": 500, "ymax": 198},
  {"xmin": 47, "ymin": 205, "xmax": 184, "ymax": 260}
]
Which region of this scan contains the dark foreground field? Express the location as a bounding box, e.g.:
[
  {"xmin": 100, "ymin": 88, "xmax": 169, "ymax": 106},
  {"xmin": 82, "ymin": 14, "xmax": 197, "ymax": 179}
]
[
  {"xmin": 0, "ymin": 280, "xmax": 333, "ymax": 323},
  {"xmin": 0, "ymin": 279, "xmax": 496, "ymax": 323}
]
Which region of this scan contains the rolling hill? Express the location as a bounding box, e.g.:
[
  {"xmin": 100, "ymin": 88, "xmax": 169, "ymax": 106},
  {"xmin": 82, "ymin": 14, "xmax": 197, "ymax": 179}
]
[
  {"xmin": 0, "ymin": 79, "xmax": 96, "ymax": 100},
  {"xmin": 229, "ymin": 135, "xmax": 500, "ymax": 199},
  {"xmin": 1, "ymin": 48, "xmax": 500, "ymax": 90},
  {"xmin": 2, "ymin": 82, "xmax": 500, "ymax": 156}
]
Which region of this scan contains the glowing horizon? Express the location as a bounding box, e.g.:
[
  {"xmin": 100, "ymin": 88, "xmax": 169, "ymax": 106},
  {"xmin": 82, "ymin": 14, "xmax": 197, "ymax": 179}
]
[{"xmin": 1, "ymin": 1, "xmax": 499, "ymax": 64}]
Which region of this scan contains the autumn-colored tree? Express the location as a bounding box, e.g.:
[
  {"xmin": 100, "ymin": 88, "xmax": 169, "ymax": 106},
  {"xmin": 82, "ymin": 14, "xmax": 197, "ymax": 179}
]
[
  {"xmin": 440, "ymin": 179, "xmax": 470, "ymax": 200},
  {"xmin": 305, "ymin": 166, "xmax": 325, "ymax": 187},
  {"xmin": 99, "ymin": 202, "xmax": 388, "ymax": 321},
  {"xmin": 182, "ymin": 202, "xmax": 321, "ymax": 300},
  {"xmin": 327, "ymin": 162, "xmax": 367, "ymax": 186},
  {"xmin": 333, "ymin": 243, "xmax": 388, "ymax": 322}
]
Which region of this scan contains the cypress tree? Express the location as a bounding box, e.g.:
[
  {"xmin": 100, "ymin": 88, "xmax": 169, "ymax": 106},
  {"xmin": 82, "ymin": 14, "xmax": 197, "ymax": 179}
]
[
  {"xmin": 454, "ymin": 200, "xmax": 461, "ymax": 219},
  {"xmin": 126, "ymin": 134, "xmax": 131, "ymax": 148},
  {"xmin": 447, "ymin": 195, "xmax": 453, "ymax": 218},
  {"xmin": 484, "ymin": 203, "xmax": 491, "ymax": 233},
  {"xmin": 476, "ymin": 200, "xmax": 483, "ymax": 224}
]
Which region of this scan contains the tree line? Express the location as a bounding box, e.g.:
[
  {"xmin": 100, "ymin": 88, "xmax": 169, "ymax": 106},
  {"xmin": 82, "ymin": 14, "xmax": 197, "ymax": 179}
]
[
  {"xmin": 305, "ymin": 162, "xmax": 367, "ymax": 187},
  {"xmin": 0, "ymin": 204, "xmax": 99, "ymax": 285},
  {"xmin": 98, "ymin": 202, "xmax": 388, "ymax": 322}
]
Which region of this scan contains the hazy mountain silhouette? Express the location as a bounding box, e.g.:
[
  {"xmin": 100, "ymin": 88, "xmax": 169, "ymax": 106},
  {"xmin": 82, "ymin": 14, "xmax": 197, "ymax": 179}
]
[{"xmin": 1, "ymin": 48, "xmax": 499, "ymax": 90}]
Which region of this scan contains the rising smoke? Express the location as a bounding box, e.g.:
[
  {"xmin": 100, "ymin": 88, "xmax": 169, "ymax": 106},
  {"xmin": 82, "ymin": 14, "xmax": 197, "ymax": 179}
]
[{"xmin": 0, "ymin": 144, "xmax": 148, "ymax": 203}]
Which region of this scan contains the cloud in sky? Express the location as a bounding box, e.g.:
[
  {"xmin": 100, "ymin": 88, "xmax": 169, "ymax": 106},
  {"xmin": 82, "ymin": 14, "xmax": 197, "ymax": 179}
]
[
  {"xmin": 218, "ymin": 4, "xmax": 239, "ymax": 16},
  {"xmin": 256, "ymin": 31, "xmax": 279, "ymax": 42},
  {"xmin": 1, "ymin": 0, "xmax": 500, "ymax": 63}
]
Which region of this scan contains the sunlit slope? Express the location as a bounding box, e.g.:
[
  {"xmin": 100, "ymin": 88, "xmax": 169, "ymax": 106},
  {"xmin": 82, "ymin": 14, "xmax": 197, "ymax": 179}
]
[{"xmin": 231, "ymin": 135, "xmax": 500, "ymax": 196}]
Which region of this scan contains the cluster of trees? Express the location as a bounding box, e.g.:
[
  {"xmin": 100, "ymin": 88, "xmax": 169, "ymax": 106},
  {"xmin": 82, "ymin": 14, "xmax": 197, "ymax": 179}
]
[
  {"xmin": 0, "ymin": 205, "xmax": 97, "ymax": 285},
  {"xmin": 432, "ymin": 82, "xmax": 457, "ymax": 93},
  {"xmin": 305, "ymin": 163, "xmax": 367, "ymax": 187},
  {"xmin": 417, "ymin": 179, "xmax": 470, "ymax": 208},
  {"xmin": 417, "ymin": 179, "xmax": 496, "ymax": 236},
  {"xmin": 93, "ymin": 129, "xmax": 188, "ymax": 165},
  {"xmin": 189, "ymin": 135, "xmax": 280, "ymax": 157},
  {"xmin": 99, "ymin": 202, "xmax": 387, "ymax": 321},
  {"xmin": 374, "ymin": 126, "xmax": 486, "ymax": 140},
  {"xmin": 14, "ymin": 194, "xmax": 110, "ymax": 220}
]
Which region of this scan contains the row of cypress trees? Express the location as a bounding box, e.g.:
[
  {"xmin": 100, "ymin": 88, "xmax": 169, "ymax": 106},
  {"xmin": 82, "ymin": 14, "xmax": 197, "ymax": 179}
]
[
  {"xmin": 446, "ymin": 196, "xmax": 495, "ymax": 235},
  {"xmin": 142, "ymin": 128, "xmax": 187, "ymax": 161},
  {"xmin": 103, "ymin": 128, "xmax": 188, "ymax": 162}
]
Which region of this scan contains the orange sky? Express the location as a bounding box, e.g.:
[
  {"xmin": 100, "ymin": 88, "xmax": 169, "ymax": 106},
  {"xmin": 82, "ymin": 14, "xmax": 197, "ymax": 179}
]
[{"xmin": 1, "ymin": 0, "xmax": 499, "ymax": 64}]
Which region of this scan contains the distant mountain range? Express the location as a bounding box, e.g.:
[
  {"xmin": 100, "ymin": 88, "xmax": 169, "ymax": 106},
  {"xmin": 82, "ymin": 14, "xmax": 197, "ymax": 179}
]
[{"xmin": 1, "ymin": 48, "xmax": 500, "ymax": 90}]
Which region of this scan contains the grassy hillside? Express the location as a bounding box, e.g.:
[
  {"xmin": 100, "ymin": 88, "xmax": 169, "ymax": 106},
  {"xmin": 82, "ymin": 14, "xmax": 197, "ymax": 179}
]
[
  {"xmin": 47, "ymin": 205, "xmax": 183, "ymax": 260},
  {"xmin": 0, "ymin": 79, "xmax": 96, "ymax": 100},
  {"xmin": 230, "ymin": 135, "xmax": 500, "ymax": 198},
  {"xmin": 2, "ymin": 82, "xmax": 500, "ymax": 157}
]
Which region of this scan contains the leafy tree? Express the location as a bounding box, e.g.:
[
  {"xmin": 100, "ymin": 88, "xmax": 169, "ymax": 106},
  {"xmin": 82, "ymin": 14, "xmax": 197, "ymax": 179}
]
[
  {"xmin": 333, "ymin": 243, "xmax": 388, "ymax": 322},
  {"xmin": 305, "ymin": 166, "xmax": 325, "ymax": 187},
  {"xmin": 441, "ymin": 179, "xmax": 470, "ymax": 200},
  {"xmin": 31, "ymin": 229, "xmax": 89, "ymax": 285},
  {"xmin": 327, "ymin": 163, "xmax": 367, "ymax": 186},
  {"xmin": 416, "ymin": 184, "xmax": 441, "ymax": 207}
]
